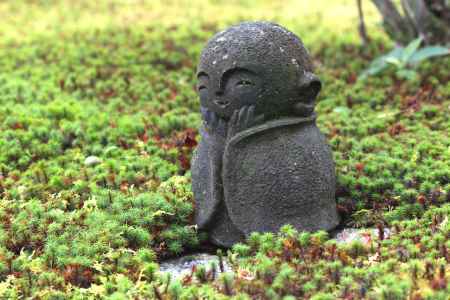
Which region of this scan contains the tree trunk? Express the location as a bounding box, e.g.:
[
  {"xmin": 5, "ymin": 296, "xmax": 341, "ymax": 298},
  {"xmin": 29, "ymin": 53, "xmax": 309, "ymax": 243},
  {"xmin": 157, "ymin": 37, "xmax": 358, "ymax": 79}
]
[
  {"xmin": 371, "ymin": 0, "xmax": 450, "ymax": 45},
  {"xmin": 371, "ymin": 0, "xmax": 416, "ymax": 44}
]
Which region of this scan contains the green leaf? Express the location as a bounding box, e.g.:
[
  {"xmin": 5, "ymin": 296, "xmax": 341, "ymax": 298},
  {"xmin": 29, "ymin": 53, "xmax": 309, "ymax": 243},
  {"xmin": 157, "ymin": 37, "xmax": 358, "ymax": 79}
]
[
  {"xmin": 358, "ymin": 57, "xmax": 387, "ymax": 80},
  {"xmin": 409, "ymin": 46, "xmax": 449, "ymax": 64},
  {"xmin": 384, "ymin": 46, "xmax": 404, "ymax": 60},
  {"xmin": 358, "ymin": 47, "xmax": 403, "ymax": 80},
  {"xmin": 401, "ymin": 37, "xmax": 423, "ymax": 63},
  {"xmin": 385, "ymin": 57, "xmax": 401, "ymax": 66}
]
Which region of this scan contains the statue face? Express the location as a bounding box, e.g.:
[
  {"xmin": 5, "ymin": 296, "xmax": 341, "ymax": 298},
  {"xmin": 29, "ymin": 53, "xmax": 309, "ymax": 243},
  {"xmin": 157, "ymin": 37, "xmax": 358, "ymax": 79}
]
[{"xmin": 197, "ymin": 67, "xmax": 263, "ymax": 120}]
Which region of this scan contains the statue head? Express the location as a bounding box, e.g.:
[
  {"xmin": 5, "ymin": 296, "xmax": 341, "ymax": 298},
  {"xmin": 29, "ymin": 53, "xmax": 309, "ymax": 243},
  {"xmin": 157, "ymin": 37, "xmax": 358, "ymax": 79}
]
[{"xmin": 197, "ymin": 21, "xmax": 321, "ymax": 120}]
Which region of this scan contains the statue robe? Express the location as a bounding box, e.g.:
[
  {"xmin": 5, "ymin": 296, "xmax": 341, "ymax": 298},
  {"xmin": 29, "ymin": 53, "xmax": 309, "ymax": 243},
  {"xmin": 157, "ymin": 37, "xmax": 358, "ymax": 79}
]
[{"xmin": 191, "ymin": 115, "xmax": 339, "ymax": 247}]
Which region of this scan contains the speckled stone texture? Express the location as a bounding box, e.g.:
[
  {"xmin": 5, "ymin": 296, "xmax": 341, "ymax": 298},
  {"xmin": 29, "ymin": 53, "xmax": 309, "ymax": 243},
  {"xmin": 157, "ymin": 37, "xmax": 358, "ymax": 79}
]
[{"xmin": 191, "ymin": 21, "xmax": 339, "ymax": 247}]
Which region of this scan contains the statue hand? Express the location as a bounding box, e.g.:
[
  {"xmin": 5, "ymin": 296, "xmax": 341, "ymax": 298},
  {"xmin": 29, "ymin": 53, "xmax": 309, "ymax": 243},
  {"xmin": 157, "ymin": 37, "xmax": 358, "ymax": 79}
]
[
  {"xmin": 227, "ymin": 105, "xmax": 264, "ymax": 141},
  {"xmin": 201, "ymin": 107, "xmax": 227, "ymax": 140}
]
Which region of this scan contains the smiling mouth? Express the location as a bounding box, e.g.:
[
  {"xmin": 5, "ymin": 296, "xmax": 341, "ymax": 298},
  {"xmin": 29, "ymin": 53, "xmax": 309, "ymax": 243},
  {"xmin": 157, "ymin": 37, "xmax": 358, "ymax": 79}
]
[{"xmin": 214, "ymin": 99, "xmax": 230, "ymax": 108}]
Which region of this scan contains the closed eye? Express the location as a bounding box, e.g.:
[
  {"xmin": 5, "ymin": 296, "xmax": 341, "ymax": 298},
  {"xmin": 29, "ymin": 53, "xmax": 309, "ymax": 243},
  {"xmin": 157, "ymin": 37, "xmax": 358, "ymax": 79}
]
[{"xmin": 236, "ymin": 80, "xmax": 253, "ymax": 87}]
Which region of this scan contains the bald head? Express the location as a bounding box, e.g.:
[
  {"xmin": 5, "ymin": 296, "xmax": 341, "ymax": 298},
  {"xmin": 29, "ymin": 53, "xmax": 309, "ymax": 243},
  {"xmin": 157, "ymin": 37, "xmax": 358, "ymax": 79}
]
[{"xmin": 197, "ymin": 22, "xmax": 320, "ymax": 119}]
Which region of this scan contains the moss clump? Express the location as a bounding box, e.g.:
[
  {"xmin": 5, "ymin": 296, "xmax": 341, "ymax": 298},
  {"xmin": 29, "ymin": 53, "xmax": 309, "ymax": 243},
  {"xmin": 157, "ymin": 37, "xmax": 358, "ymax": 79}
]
[{"xmin": 0, "ymin": 0, "xmax": 448, "ymax": 298}]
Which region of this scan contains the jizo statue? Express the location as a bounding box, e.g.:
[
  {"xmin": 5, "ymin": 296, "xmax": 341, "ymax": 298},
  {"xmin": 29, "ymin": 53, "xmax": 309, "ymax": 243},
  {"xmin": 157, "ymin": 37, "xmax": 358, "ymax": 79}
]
[{"xmin": 191, "ymin": 21, "xmax": 339, "ymax": 247}]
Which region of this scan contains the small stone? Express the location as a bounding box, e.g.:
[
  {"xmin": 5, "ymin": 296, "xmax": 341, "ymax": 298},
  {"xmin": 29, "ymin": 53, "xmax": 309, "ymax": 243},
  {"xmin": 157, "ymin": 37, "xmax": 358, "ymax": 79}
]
[
  {"xmin": 334, "ymin": 227, "xmax": 391, "ymax": 245},
  {"xmin": 159, "ymin": 253, "xmax": 231, "ymax": 279},
  {"xmin": 84, "ymin": 156, "xmax": 102, "ymax": 166}
]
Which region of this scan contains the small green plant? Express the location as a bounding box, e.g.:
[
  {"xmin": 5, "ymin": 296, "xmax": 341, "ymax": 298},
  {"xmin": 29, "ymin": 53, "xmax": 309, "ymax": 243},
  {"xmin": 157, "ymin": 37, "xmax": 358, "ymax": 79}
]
[{"xmin": 360, "ymin": 37, "xmax": 449, "ymax": 80}]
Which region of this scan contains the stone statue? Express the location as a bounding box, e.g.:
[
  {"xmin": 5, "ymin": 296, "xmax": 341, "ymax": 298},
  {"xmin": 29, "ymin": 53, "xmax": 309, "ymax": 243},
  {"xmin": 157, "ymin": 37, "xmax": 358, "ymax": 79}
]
[{"xmin": 191, "ymin": 21, "xmax": 339, "ymax": 247}]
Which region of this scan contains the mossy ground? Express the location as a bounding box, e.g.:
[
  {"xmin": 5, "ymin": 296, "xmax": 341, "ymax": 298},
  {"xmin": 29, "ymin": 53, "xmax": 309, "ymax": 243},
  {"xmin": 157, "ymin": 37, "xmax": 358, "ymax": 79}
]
[{"xmin": 0, "ymin": 0, "xmax": 449, "ymax": 299}]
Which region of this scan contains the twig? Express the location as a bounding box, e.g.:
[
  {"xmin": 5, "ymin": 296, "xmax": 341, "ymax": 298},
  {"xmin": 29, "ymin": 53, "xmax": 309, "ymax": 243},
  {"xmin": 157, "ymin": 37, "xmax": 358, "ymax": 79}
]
[{"xmin": 357, "ymin": 0, "xmax": 370, "ymax": 45}]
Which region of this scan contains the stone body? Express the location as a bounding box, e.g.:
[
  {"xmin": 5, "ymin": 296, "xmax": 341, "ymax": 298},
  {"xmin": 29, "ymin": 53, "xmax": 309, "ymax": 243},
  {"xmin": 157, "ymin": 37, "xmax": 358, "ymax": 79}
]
[{"xmin": 191, "ymin": 21, "xmax": 339, "ymax": 247}]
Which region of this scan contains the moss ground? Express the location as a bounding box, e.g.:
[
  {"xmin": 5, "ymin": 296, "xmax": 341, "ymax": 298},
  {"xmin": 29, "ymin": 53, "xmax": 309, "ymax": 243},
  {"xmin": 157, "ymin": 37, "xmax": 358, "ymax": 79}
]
[{"xmin": 0, "ymin": 0, "xmax": 449, "ymax": 299}]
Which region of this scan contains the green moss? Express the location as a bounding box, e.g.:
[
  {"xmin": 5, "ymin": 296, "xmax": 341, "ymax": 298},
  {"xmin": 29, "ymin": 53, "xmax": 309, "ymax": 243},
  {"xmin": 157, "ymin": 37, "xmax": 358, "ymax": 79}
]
[{"xmin": 0, "ymin": 0, "xmax": 448, "ymax": 298}]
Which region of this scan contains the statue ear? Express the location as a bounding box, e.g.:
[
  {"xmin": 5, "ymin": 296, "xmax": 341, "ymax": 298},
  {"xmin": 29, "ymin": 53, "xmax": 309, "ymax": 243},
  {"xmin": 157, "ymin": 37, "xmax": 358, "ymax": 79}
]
[{"xmin": 297, "ymin": 72, "xmax": 321, "ymax": 102}]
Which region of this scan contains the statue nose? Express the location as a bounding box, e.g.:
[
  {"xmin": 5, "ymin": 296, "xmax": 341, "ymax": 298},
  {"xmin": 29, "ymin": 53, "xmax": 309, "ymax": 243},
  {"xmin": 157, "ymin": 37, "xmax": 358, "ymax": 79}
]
[{"xmin": 213, "ymin": 98, "xmax": 229, "ymax": 107}]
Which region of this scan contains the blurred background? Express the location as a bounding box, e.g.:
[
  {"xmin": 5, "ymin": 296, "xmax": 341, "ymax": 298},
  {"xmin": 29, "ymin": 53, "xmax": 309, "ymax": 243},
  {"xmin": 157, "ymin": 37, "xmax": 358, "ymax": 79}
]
[{"xmin": 0, "ymin": 0, "xmax": 383, "ymax": 44}]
